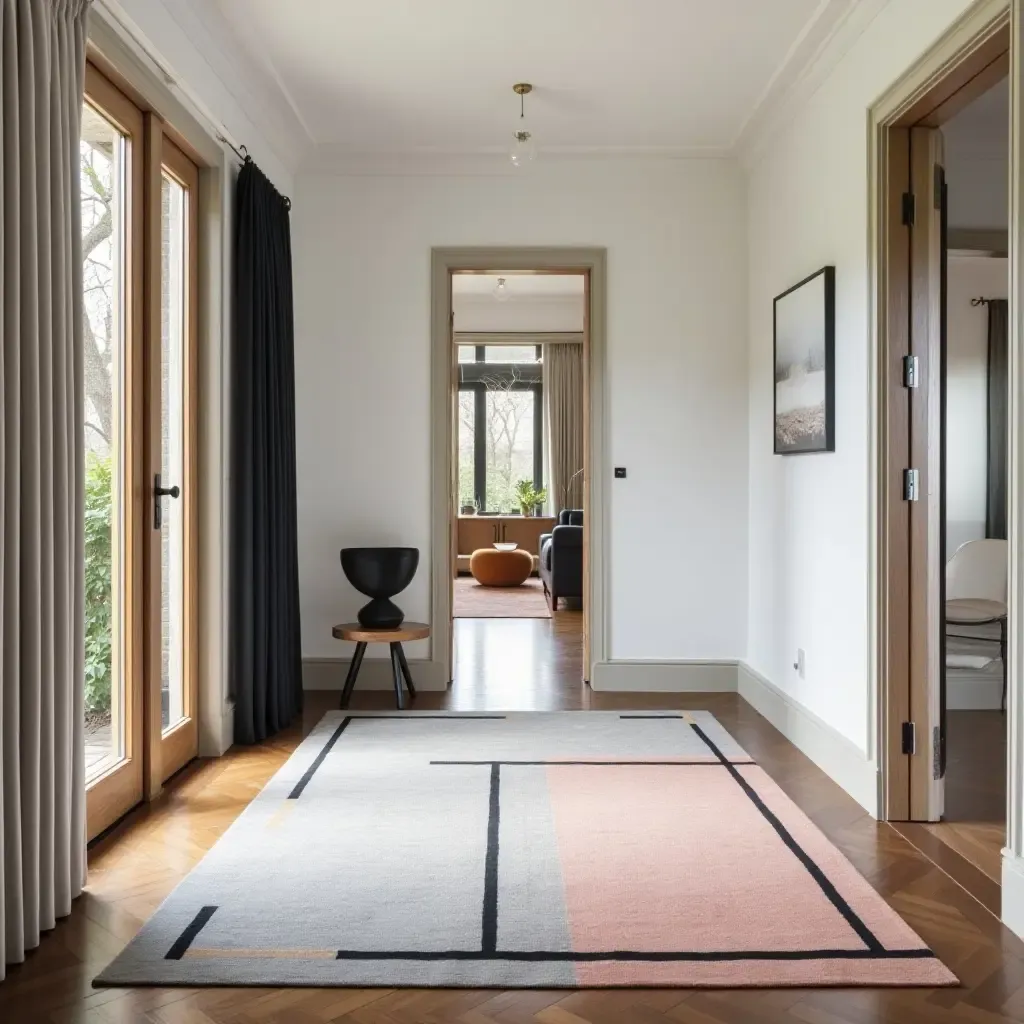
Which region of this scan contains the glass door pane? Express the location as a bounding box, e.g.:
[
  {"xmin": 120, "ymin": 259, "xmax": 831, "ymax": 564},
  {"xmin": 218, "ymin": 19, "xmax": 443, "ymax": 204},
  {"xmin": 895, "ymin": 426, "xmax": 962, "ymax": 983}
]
[
  {"xmin": 81, "ymin": 103, "xmax": 126, "ymax": 779},
  {"xmin": 152, "ymin": 136, "xmax": 199, "ymax": 783},
  {"xmin": 160, "ymin": 172, "xmax": 186, "ymax": 733}
]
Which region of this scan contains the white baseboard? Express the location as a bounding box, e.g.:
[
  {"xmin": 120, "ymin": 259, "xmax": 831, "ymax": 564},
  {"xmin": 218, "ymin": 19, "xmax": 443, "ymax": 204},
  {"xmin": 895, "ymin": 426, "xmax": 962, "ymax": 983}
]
[
  {"xmin": 1003, "ymin": 853, "xmax": 1024, "ymax": 939},
  {"xmin": 589, "ymin": 660, "xmax": 738, "ymax": 692},
  {"xmin": 737, "ymin": 662, "xmax": 878, "ymax": 817},
  {"xmin": 947, "ymin": 671, "xmax": 1003, "ymax": 710},
  {"xmin": 302, "ymin": 657, "xmax": 449, "ymax": 692}
]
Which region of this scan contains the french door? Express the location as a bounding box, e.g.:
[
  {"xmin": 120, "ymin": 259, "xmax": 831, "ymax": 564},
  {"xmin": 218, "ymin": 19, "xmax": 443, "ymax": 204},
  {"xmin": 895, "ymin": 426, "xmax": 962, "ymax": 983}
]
[{"xmin": 82, "ymin": 64, "xmax": 200, "ymax": 840}]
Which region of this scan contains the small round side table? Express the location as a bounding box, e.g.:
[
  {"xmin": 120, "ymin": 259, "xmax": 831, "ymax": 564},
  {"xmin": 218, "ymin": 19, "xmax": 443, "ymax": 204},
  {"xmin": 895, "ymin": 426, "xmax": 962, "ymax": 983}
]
[{"xmin": 331, "ymin": 621, "xmax": 430, "ymax": 710}]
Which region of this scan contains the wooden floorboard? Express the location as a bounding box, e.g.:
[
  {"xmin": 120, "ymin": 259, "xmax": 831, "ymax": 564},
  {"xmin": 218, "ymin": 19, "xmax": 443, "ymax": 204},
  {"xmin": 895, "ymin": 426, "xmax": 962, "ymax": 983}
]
[
  {"xmin": 923, "ymin": 710, "xmax": 1007, "ymax": 885},
  {"xmin": 3, "ymin": 618, "xmax": 1024, "ymax": 1022}
]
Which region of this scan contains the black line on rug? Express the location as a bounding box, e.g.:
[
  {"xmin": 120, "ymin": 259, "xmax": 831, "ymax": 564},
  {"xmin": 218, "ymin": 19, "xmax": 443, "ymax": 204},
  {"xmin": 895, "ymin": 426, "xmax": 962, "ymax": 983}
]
[
  {"xmin": 686, "ymin": 720, "xmax": 885, "ymax": 954},
  {"xmin": 333, "ymin": 947, "xmax": 936, "ymax": 962},
  {"xmin": 482, "ymin": 762, "xmax": 501, "ymax": 953},
  {"xmin": 165, "ymin": 906, "xmax": 218, "ymax": 960},
  {"xmin": 618, "ymin": 714, "xmax": 685, "ymax": 719},
  {"xmin": 349, "ymin": 715, "xmax": 508, "ymax": 720},
  {"xmin": 430, "ymin": 760, "xmax": 753, "ymax": 767},
  {"xmin": 288, "ymin": 717, "xmax": 352, "ymax": 799}
]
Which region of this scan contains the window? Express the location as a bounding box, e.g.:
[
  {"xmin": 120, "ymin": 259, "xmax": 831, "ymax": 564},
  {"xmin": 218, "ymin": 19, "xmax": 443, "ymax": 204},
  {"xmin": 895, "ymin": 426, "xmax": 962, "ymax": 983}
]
[{"xmin": 457, "ymin": 345, "xmax": 543, "ymax": 512}]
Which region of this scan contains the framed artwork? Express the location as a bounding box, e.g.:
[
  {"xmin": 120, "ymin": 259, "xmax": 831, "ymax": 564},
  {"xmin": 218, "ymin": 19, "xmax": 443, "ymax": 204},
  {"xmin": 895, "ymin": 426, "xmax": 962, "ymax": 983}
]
[{"xmin": 773, "ymin": 265, "xmax": 835, "ymax": 454}]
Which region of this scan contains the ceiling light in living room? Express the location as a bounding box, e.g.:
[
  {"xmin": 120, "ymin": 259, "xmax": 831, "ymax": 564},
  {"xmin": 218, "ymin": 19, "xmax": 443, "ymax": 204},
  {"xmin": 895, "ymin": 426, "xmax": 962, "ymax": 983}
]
[
  {"xmin": 509, "ymin": 83, "xmax": 535, "ymax": 167},
  {"xmin": 492, "ymin": 276, "xmax": 511, "ymax": 302}
]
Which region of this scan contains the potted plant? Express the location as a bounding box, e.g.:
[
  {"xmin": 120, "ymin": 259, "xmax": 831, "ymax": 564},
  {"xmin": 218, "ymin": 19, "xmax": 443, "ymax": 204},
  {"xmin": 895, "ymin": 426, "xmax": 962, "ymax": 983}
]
[{"xmin": 515, "ymin": 479, "xmax": 548, "ymax": 517}]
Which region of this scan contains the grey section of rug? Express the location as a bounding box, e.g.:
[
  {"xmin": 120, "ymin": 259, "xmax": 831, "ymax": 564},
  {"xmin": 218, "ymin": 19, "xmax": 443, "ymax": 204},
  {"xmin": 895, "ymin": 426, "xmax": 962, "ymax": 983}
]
[{"xmin": 94, "ymin": 710, "xmax": 952, "ymax": 989}]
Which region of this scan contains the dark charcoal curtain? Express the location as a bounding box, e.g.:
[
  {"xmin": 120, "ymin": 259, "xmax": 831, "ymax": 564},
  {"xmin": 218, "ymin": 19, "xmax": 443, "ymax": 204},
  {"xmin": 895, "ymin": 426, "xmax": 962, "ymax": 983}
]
[
  {"xmin": 231, "ymin": 159, "xmax": 302, "ymax": 744},
  {"xmin": 986, "ymin": 299, "xmax": 1009, "ymax": 540}
]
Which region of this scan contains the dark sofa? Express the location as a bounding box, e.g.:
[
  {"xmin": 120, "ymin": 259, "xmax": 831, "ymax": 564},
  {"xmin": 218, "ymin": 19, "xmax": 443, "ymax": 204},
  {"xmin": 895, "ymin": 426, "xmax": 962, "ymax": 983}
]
[{"xmin": 539, "ymin": 509, "xmax": 582, "ymax": 609}]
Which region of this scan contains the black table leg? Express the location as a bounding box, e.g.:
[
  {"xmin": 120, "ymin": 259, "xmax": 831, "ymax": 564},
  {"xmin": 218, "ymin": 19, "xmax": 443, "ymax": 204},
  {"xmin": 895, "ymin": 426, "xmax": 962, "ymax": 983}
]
[
  {"xmin": 394, "ymin": 642, "xmax": 417, "ymax": 697},
  {"xmin": 340, "ymin": 641, "xmax": 366, "ymax": 708},
  {"xmin": 390, "ymin": 642, "xmax": 406, "ymax": 710}
]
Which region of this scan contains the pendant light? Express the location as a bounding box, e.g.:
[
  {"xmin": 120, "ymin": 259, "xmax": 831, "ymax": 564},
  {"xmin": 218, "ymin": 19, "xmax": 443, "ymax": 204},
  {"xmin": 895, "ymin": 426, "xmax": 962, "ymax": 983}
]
[
  {"xmin": 510, "ymin": 83, "xmax": 535, "ymax": 167},
  {"xmin": 492, "ymin": 276, "xmax": 511, "ymax": 302}
]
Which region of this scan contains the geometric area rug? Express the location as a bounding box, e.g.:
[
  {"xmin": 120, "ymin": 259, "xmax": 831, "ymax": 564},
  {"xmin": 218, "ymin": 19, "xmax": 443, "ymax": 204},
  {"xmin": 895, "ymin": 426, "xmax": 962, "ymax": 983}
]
[{"xmin": 95, "ymin": 711, "xmax": 956, "ymax": 989}]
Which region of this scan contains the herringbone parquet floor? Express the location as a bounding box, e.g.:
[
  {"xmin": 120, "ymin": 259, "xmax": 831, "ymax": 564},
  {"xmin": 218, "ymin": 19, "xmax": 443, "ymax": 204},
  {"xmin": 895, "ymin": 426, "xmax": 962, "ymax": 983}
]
[{"xmin": 2, "ymin": 618, "xmax": 1024, "ymax": 1023}]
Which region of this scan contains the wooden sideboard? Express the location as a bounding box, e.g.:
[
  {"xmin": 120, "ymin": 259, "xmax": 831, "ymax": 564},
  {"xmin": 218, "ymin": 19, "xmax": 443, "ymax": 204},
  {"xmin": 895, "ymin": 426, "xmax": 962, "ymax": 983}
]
[{"xmin": 456, "ymin": 515, "xmax": 556, "ymax": 574}]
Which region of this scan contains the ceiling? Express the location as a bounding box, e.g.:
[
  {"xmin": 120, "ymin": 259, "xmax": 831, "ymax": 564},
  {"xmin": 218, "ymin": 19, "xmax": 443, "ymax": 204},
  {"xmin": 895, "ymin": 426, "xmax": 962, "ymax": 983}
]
[
  {"xmin": 208, "ymin": 0, "xmax": 862, "ymax": 158},
  {"xmin": 453, "ymin": 274, "xmax": 585, "ymax": 297}
]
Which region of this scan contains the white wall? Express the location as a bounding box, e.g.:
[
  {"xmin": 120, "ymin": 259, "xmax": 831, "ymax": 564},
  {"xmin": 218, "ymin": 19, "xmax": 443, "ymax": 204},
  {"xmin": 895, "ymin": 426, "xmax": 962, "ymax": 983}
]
[
  {"xmin": 453, "ymin": 295, "xmax": 584, "ymax": 332},
  {"xmin": 745, "ymin": 0, "xmax": 976, "ymax": 757},
  {"xmin": 293, "ymin": 158, "xmax": 748, "ymax": 664},
  {"xmin": 946, "ymin": 256, "xmax": 1007, "ymax": 554}
]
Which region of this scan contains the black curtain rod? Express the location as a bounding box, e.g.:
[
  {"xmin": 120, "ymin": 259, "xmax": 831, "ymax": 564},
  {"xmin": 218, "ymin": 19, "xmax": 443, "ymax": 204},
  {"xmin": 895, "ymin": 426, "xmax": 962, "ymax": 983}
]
[{"xmin": 217, "ymin": 134, "xmax": 292, "ymax": 210}]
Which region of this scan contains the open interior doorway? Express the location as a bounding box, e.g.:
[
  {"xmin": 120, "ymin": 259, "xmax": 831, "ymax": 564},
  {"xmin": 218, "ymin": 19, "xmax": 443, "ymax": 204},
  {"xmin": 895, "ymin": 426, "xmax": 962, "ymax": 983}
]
[
  {"xmin": 933, "ymin": 75, "xmax": 1009, "ymax": 885},
  {"xmin": 877, "ymin": 9, "xmax": 1010, "ymax": 900},
  {"xmin": 450, "ymin": 272, "xmax": 586, "ymax": 703}
]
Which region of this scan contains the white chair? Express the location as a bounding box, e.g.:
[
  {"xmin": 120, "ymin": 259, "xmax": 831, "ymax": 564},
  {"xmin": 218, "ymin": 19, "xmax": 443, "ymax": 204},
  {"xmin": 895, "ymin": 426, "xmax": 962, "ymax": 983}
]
[{"xmin": 946, "ymin": 539, "xmax": 1009, "ymax": 710}]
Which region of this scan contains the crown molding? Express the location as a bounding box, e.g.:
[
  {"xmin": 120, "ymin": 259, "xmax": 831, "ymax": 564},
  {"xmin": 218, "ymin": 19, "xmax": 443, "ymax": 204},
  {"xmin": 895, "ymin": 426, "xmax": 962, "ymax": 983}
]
[
  {"xmin": 298, "ymin": 144, "xmax": 733, "ymax": 177},
  {"xmin": 735, "ymin": 0, "xmax": 890, "ymax": 166}
]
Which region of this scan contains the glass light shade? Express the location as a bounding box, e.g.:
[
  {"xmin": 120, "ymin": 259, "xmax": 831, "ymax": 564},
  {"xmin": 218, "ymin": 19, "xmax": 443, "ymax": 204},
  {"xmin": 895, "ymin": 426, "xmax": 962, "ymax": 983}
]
[
  {"xmin": 492, "ymin": 277, "xmax": 510, "ymax": 302},
  {"xmin": 509, "ymin": 127, "xmax": 536, "ymax": 168}
]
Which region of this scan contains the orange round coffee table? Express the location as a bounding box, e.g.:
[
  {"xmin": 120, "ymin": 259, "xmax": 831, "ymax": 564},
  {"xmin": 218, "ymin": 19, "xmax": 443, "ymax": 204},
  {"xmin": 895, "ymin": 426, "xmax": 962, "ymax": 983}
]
[{"xmin": 469, "ymin": 547, "xmax": 533, "ymax": 587}]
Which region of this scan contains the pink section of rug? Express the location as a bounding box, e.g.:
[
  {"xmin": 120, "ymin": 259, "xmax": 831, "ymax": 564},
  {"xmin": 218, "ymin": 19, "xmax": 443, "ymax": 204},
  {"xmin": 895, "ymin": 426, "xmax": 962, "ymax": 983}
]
[
  {"xmin": 545, "ymin": 762, "xmax": 957, "ymax": 988},
  {"xmin": 453, "ymin": 576, "xmax": 551, "ymax": 618}
]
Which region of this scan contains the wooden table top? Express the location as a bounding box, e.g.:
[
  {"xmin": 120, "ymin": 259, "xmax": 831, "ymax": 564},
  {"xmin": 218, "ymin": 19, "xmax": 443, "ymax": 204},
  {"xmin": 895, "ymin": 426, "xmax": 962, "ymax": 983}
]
[{"xmin": 332, "ymin": 621, "xmax": 430, "ymax": 643}]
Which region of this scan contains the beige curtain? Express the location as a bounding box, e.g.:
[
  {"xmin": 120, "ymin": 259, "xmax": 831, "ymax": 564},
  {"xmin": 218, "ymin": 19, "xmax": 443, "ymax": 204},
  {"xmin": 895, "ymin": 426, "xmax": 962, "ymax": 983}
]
[
  {"xmin": 1, "ymin": 0, "xmax": 91, "ymax": 978},
  {"xmin": 544, "ymin": 342, "xmax": 584, "ymax": 513}
]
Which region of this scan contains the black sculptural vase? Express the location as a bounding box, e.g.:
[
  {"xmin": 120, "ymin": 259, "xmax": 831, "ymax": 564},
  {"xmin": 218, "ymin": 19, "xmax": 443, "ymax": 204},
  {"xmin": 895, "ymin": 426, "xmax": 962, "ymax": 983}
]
[{"xmin": 340, "ymin": 547, "xmax": 419, "ymax": 629}]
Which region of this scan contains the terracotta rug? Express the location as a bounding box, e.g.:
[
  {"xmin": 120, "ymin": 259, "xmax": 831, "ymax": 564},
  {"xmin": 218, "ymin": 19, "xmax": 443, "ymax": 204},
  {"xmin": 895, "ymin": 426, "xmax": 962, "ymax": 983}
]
[
  {"xmin": 453, "ymin": 576, "xmax": 551, "ymax": 618},
  {"xmin": 94, "ymin": 712, "xmax": 955, "ymax": 989}
]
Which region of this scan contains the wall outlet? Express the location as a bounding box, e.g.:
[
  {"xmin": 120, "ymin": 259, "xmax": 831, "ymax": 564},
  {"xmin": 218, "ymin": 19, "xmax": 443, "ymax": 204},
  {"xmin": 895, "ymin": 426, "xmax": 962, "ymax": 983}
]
[{"xmin": 795, "ymin": 648, "xmax": 806, "ymax": 679}]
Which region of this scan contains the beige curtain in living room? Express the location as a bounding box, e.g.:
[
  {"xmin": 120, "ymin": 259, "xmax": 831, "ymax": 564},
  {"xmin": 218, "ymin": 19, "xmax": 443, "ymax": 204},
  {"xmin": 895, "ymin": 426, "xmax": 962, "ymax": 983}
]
[
  {"xmin": 544, "ymin": 341, "xmax": 584, "ymax": 513},
  {"xmin": 1, "ymin": 0, "xmax": 91, "ymax": 978}
]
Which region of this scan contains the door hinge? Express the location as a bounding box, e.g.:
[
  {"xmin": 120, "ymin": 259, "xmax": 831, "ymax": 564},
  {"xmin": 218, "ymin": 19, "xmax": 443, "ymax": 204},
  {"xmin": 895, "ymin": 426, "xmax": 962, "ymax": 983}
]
[
  {"xmin": 901, "ymin": 191, "xmax": 915, "ymax": 226},
  {"xmin": 934, "ymin": 164, "xmax": 943, "ymax": 208},
  {"xmin": 901, "ymin": 721, "xmax": 916, "ymax": 755},
  {"xmin": 933, "ymin": 725, "xmax": 943, "ymax": 779},
  {"xmin": 902, "ymin": 468, "xmax": 919, "ymax": 502},
  {"xmin": 902, "ymin": 354, "xmax": 919, "ymax": 388}
]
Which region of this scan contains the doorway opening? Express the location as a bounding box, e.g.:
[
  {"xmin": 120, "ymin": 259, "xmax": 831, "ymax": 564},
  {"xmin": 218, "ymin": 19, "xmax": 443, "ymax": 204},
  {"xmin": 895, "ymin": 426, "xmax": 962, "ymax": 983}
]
[
  {"xmin": 429, "ymin": 248, "xmax": 607, "ymax": 707},
  {"xmin": 875, "ymin": 6, "xmax": 1010, "ymax": 898},
  {"xmin": 450, "ymin": 272, "xmax": 586, "ymax": 703}
]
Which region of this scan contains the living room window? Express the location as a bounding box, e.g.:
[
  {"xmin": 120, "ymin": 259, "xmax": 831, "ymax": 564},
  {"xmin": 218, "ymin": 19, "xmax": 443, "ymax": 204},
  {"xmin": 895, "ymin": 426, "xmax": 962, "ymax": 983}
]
[{"xmin": 458, "ymin": 344, "xmax": 543, "ymax": 512}]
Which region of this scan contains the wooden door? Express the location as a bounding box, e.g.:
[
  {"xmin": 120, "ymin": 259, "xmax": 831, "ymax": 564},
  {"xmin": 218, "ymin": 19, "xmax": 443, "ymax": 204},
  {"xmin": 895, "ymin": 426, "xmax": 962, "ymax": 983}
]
[
  {"xmin": 907, "ymin": 126, "xmax": 947, "ymax": 820},
  {"xmin": 143, "ymin": 123, "xmax": 201, "ymax": 793},
  {"xmin": 887, "ymin": 126, "xmax": 946, "ymax": 821},
  {"xmin": 82, "ymin": 65, "xmax": 147, "ymax": 839}
]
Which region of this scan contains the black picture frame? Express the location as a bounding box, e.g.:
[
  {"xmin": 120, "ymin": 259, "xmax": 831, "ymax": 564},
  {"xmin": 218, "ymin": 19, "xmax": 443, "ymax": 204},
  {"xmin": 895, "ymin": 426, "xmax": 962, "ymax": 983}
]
[{"xmin": 773, "ymin": 265, "xmax": 835, "ymax": 455}]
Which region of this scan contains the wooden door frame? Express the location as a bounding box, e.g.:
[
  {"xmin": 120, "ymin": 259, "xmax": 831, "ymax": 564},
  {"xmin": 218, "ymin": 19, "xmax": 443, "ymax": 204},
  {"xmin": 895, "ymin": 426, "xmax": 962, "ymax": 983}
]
[
  {"xmin": 873, "ymin": 2, "xmax": 1011, "ymax": 821},
  {"xmin": 430, "ymin": 248, "xmax": 608, "ymax": 684}
]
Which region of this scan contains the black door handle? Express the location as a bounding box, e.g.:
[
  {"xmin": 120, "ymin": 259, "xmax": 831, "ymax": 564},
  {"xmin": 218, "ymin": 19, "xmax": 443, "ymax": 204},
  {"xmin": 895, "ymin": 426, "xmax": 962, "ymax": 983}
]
[{"xmin": 154, "ymin": 473, "xmax": 180, "ymax": 529}]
